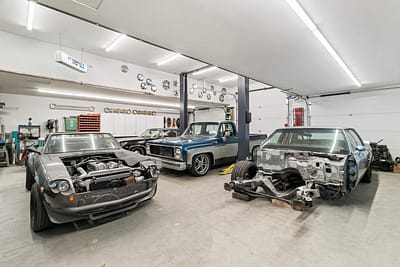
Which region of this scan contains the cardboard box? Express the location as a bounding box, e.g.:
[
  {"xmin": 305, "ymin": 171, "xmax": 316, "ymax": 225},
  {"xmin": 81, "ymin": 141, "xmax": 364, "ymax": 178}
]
[{"xmin": 393, "ymin": 163, "xmax": 400, "ymax": 173}]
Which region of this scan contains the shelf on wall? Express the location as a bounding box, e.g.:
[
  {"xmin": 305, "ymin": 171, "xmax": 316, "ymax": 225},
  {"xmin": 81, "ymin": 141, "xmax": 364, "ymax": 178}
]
[{"xmin": 78, "ymin": 114, "xmax": 101, "ymax": 132}]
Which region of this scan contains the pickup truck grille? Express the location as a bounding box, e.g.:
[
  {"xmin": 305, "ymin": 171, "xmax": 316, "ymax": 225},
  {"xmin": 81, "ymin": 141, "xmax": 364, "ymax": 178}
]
[{"xmin": 150, "ymin": 145, "xmax": 174, "ymax": 158}]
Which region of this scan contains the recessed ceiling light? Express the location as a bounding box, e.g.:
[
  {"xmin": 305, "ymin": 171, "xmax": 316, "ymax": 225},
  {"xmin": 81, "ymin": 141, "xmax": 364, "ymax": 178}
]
[
  {"xmin": 192, "ymin": 66, "xmax": 218, "ymax": 76},
  {"xmin": 218, "ymin": 76, "xmax": 238, "ymax": 83},
  {"xmin": 156, "ymin": 53, "xmax": 181, "ymax": 66},
  {"xmin": 286, "ymin": 0, "xmax": 361, "ymax": 87},
  {"xmin": 37, "ymin": 88, "xmax": 195, "ymax": 109},
  {"xmin": 26, "ymin": 0, "xmax": 36, "ymax": 31},
  {"xmin": 105, "ymin": 34, "xmax": 126, "ymax": 52}
]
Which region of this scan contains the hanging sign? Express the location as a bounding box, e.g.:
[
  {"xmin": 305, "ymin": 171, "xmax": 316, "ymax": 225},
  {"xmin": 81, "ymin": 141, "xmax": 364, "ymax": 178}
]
[{"xmin": 55, "ymin": 50, "xmax": 88, "ymax": 73}]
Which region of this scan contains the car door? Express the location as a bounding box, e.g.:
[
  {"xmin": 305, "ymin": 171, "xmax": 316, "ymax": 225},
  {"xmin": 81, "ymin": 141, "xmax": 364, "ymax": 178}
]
[
  {"xmin": 344, "ymin": 129, "xmax": 368, "ymax": 182},
  {"xmin": 216, "ymin": 123, "xmax": 238, "ymax": 161}
]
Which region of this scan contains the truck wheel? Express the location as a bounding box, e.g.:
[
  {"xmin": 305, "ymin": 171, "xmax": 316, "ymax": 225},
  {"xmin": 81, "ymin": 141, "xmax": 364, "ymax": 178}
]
[
  {"xmin": 129, "ymin": 146, "xmax": 144, "ymax": 155},
  {"xmin": 361, "ymin": 166, "xmax": 372, "ymax": 183},
  {"xmin": 189, "ymin": 154, "xmax": 211, "ymax": 176},
  {"xmin": 30, "ymin": 183, "xmax": 51, "ymax": 232},
  {"xmin": 25, "ymin": 168, "xmax": 34, "ymax": 191},
  {"xmin": 231, "ymin": 160, "xmax": 258, "ymax": 181}
]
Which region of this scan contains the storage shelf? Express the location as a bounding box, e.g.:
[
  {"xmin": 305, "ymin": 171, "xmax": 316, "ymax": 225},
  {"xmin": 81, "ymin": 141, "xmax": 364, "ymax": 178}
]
[{"xmin": 78, "ymin": 114, "xmax": 101, "ymax": 132}]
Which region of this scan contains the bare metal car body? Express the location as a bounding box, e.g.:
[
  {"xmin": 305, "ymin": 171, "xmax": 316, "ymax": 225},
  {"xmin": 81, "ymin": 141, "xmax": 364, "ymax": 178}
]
[
  {"xmin": 225, "ymin": 127, "xmax": 373, "ymax": 210},
  {"xmin": 26, "ymin": 133, "xmax": 159, "ymax": 232}
]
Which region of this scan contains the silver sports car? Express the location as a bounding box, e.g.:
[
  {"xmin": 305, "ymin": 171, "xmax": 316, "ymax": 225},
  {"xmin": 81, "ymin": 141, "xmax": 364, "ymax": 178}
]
[{"xmin": 26, "ymin": 132, "xmax": 159, "ymax": 232}]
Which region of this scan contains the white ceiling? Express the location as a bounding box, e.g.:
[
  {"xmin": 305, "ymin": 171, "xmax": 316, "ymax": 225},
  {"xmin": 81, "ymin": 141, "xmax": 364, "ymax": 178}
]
[
  {"xmin": 1, "ymin": 0, "xmax": 399, "ymax": 96},
  {"xmin": 0, "ymin": 0, "xmax": 248, "ymax": 89},
  {"xmin": 27, "ymin": 0, "xmax": 400, "ymax": 96}
]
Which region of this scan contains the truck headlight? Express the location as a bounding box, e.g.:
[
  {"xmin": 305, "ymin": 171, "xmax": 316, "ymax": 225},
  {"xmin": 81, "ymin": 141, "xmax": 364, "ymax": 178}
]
[{"xmin": 175, "ymin": 147, "xmax": 182, "ymax": 159}]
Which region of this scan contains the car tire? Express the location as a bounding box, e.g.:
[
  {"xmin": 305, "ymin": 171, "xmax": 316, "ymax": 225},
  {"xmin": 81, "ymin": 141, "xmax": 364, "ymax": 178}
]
[
  {"xmin": 129, "ymin": 146, "xmax": 144, "ymax": 155},
  {"xmin": 361, "ymin": 166, "xmax": 372, "ymax": 183},
  {"xmin": 189, "ymin": 153, "xmax": 211, "ymax": 176},
  {"xmin": 25, "ymin": 168, "xmax": 34, "ymax": 191},
  {"xmin": 231, "ymin": 160, "xmax": 258, "ymax": 181},
  {"xmin": 30, "ymin": 183, "xmax": 51, "ymax": 232}
]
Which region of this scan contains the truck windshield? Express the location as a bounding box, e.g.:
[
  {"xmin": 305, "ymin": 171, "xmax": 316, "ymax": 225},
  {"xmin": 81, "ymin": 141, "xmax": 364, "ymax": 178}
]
[
  {"xmin": 44, "ymin": 133, "xmax": 120, "ymax": 153},
  {"xmin": 264, "ymin": 128, "xmax": 350, "ymax": 154},
  {"xmin": 183, "ymin": 122, "xmax": 219, "ymax": 137}
]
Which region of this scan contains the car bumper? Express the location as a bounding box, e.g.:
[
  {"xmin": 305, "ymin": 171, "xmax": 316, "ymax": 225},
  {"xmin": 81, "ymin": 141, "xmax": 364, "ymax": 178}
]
[
  {"xmin": 146, "ymin": 156, "xmax": 187, "ymax": 171},
  {"xmin": 44, "ymin": 183, "xmax": 157, "ymax": 224}
]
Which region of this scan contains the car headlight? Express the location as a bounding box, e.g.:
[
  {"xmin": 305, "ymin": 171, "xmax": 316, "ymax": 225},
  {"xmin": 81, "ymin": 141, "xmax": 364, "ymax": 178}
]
[
  {"xmin": 58, "ymin": 181, "xmax": 70, "ymax": 192},
  {"xmin": 174, "ymin": 147, "xmax": 182, "ymax": 159},
  {"xmin": 49, "ymin": 179, "xmax": 71, "ymax": 194},
  {"xmin": 148, "ymin": 166, "xmax": 159, "ymax": 178}
]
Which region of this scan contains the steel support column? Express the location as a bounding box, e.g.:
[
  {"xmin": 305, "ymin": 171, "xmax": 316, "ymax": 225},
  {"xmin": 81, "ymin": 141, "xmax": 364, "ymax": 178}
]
[
  {"xmin": 237, "ymin": 76, "xmax": 250, "ymax": 161},
  {"xmin": 179, "ymin": 73, "xmax": 188, "ymax": 134}
]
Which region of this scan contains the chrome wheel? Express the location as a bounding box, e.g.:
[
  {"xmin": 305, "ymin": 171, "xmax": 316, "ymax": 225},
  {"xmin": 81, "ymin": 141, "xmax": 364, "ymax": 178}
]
[{"xmin": 191, "ymin": 154, "xmax": 210, "ymax": 176}]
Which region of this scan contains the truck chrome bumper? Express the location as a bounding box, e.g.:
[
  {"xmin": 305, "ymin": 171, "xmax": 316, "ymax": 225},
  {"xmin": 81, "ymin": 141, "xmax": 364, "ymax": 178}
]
[{"xmin": 146, "ymin": 156, "xmax": 187, "ymax": 171}]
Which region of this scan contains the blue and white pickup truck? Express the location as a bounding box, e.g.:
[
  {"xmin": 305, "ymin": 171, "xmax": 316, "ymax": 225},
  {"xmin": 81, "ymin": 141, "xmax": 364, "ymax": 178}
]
[{"xmin": 146, "ymin": 121, "xmax": 267, "ymax": 176}]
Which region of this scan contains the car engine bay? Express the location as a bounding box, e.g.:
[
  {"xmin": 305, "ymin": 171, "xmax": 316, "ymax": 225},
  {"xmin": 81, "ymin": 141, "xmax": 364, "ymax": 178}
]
[{"xmin": 61, "ymin": 153, "xmax": 156, "ymax": 193}]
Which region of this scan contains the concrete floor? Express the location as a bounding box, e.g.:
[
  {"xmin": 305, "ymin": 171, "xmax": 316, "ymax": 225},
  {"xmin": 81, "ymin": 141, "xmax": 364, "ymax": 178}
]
[{"xmin": 0, "ymin": 166, "xmax": 399, "ymax": 267}]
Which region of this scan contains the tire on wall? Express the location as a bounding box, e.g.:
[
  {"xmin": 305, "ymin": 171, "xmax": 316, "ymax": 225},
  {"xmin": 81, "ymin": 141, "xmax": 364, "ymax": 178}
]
[
  {"xmin": 189, "ymin": 153, "xmax": 211, "ymax": 176},
  {"xmin": 30, "ymin": 183, "xmax": 51, "ymax": 232},
  {"xmin": 231, "ymin": 160, "xmax": 258, "ymax": 181},
  {"xmin": 25, "ymin": 167, "xmax": 34, "ymax": 191}
]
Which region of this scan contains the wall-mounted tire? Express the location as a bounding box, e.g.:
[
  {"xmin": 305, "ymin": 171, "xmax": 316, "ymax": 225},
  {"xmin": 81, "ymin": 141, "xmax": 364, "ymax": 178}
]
[
  {"xmin": 189, "ymin": 153, "xmax": 211, "ymax": 176},
  {"xmin": 30, "ymin": 183, "xmax": 51, "ymax": 232},
  {"xmin": 231, "ymin": 160, "xmax": 257, "ymax": 181}
]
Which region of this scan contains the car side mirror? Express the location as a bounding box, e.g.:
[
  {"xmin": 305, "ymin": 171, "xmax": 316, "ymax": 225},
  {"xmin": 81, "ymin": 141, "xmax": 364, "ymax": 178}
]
[{"xmin": 355, "ymin": 145, "xmax": 366, "ymax": 152}]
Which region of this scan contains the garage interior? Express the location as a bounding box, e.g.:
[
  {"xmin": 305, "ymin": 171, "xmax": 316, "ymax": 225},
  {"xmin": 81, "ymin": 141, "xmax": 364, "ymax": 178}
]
[{"xmin": 1, "ymin": 0, "xmax": 400, "ymax": 266}]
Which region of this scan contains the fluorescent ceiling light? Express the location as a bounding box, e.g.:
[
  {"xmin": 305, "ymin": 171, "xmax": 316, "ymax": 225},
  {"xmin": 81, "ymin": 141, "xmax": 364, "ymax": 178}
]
[
  {"xmin": 156, "ymin": 53, "xmax": 181, "ymax": 66},
  {"xmin": 286, "ymin": 0, "xmax": 361, "ymax": 87},
  {"xmin": 192, "ymin": 66, "xmax": 218, "ymax": 76},
  {"xmin": 218, "ymin": 76, "xmax": 238, "ymax": 83},
  {"xmin": 105, "ymin": 34, "xmax": 126, "ymax": 52},
  {"xmin": 37, "ymin": 89, "xmax": 195, "ymax": 109},
  {"xmin": 26, "ymin": 1, "xmax": 36, "ymax": 31}
]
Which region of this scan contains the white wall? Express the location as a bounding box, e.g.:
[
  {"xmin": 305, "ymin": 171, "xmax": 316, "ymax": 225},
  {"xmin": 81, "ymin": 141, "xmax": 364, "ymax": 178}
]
[
  {"xmin": 249, "ymin": 89, "xmax": 288, "ymax": 135},
  {"xmin": 0, "ymin": 93, "xmax": 180, "ymax": 137},
  {"xmin": 194, "ymin": 108, "xmax": 226, "ymax": 122},
  {"xmin": 309, "ymin": 89, "xmax": 400, "ymax": 158}
]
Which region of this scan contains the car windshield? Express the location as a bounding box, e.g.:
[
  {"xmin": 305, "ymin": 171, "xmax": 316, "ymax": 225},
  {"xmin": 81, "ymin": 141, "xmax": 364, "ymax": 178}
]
[
  {"xmin": 183, "ymin": 122, "xmax": 219, "ymax": 137},
  {"xmin": 44, "ymin": 133, "xmax": 120, "ymax": 153},
  {"xmin": 141, "ymin": 129, "xmax": 162, "ymax": 138},
  {"xmin": 263, "ymin": 128, "xmax": 350, "ymax": 154}
]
